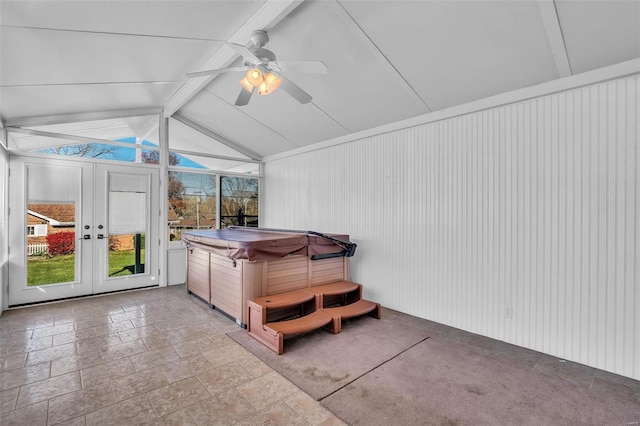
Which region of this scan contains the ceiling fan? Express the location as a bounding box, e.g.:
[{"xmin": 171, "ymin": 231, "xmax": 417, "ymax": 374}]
[{"xmin": 184, "ymin": 30, "xmax": 327, "ymax": 106}]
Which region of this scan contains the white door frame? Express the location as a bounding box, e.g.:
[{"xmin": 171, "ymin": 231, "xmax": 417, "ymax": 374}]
[
  {"xmin": 8, "ymin": 156, "xmax": 160, "ymax": 306},
  {"xmin": 92, "ymin": 163, "xmax": 159, "ymax": 294}
]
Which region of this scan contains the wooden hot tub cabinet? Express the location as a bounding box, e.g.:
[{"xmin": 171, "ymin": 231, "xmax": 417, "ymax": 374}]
[{"xmin": 183, "ymin": 227, "xmax": 355, "ymax": 327}]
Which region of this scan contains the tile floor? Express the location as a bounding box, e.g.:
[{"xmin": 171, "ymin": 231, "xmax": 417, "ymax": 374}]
[{"xmin": 0, "ymin": 285, "xmax": 345, "ymax": 425}]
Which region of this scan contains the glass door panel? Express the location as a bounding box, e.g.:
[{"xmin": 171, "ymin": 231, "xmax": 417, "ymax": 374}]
[
  {"xmin": 108, "ymin": 234, "xmax": 145, "ymax": 276},
  {"xmin": 27, "ymin": 202, "xmax": 76, "ymax": 285}
]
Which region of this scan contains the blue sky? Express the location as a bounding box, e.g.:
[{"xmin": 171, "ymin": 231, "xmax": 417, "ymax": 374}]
[{"xmin": 111, "ymin": 137, "xmax": 205, "ymax": 169}]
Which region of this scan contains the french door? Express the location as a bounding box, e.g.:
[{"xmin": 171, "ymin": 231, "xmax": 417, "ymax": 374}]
[{"xmin": 8, "ymin": 157, "xmax": 159, "ymax": 306}]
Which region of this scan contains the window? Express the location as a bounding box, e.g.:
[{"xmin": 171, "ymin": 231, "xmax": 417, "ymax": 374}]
[
  {"xmin": 27, "ymin": 224, "xmax": 47, "ymax": 237},
  {"xmin": 167, "ymin": 171, "xmax": 216, "ymax": 242},
  {"xmin": 220, "ymin": 176, "xmax": 259, "ymax": 228}
]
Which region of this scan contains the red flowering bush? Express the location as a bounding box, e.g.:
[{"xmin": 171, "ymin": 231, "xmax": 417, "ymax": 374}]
[{"xmin": 47, "ymin": 231, "xmax": 75, "ymax": 256}]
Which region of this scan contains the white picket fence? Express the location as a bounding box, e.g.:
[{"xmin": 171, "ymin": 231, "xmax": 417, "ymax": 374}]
[{"xmin": 27, "ymin": 243, "xmax": 48, "ymax": 256}]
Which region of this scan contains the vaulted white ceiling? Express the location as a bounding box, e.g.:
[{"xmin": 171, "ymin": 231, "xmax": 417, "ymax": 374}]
[{"xmin": 1, "ymin": 0, "xmax": 639, "ymax": 163}]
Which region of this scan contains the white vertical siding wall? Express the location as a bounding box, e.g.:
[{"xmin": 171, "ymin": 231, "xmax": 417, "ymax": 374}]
[
  {"xmin": 0, "ymin": 142, "xmax": 8, "ymax": 312},
  {"xmin": 264, "ymin": 74, "xmax": 639, "ymax": 380}
]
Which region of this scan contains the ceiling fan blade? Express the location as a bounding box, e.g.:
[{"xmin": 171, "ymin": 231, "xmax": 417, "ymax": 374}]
[
  {"xmin": 268, "ymin": 61, "xmax": 327, "ymax": 74},
  {"xmin": 184, "ymin": 66, "xmax": 249, "ymax": 79},
  {"xmin": 227, "ymin": 43, "xmax": 261, "ymax": 63},
  {"xmin": 279, "ymin": 75, "xmax": 312, "ymax": 104},
  {"xmin": 235, "ymin": 86, "xmax": 254, "ymax": 106}
]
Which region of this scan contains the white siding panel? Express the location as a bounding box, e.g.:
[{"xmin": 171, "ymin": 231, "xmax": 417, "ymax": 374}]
[
  {"xmin": 0, "ymin": 143, "xmax": 7, "ymax": 312},
  {"xmin": 263, "ymin": 74, "xmax": 640, "ymax": 380}
]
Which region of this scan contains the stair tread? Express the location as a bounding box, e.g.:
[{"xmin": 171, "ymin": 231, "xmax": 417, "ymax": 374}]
[
  {"xmin": 324, "ymin": 299, "xmax": 379, "ymax": 319},
  {"xmin": 309, "ymin": 281, "xmax": 360, "ymax": 296},
  {"xmin": 251, "ymin": 289, "xmax": 315, "ymax": 309},
  {"xmin": 265, "ymin": 310, "xmax": 334, "ymax": 336}
]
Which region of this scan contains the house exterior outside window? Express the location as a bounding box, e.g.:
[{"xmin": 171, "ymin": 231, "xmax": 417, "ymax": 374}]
[{"xmin": 27, "ymin": 224, "xmax": 48, "ymax": 237}]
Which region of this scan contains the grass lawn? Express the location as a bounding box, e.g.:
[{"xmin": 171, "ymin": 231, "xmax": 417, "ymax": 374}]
[
  {"xmin": 108, "ymin": 249, "xmax": 145, "ymax": 277},
  {"xmin": 27, "ymin": 254, "xmax": 75, "ymax": 286},
  {"xmin": 27, "ymin": 249, "xmax": 145, "ymax": 286}
]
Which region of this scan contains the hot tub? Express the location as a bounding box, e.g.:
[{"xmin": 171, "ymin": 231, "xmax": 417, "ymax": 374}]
[{"xmin": 182, "ymin": 227, "xmax": 355, "ymax": 326}]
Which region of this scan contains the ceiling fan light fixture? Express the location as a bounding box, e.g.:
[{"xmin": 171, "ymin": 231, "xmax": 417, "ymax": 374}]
[
  {"xmin": 257, "ymin": 81, "xmax": 270, "ymax": 96},
  {"xmin": 264, "ymin": 72, "xmax": 282, "ymax": 92},
  {"xmin": 238, "ymin": 77, "xmax": 254, "ymax": 93},
  {"xmin": 246, "ymin": 68, "xmax": 264, "ymax": 86}
]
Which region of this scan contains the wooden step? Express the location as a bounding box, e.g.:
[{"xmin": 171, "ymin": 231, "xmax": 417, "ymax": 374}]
[
  {"xmin": 309, "ymin": 281, "xmax": 362, "ymax": 309},
  {"xmin": 309, "ymin": 281, "xmax": 360, "ymax": 296},
  {"xmin": 250, "ymin": 288, "xmax": 315, "ymax": 309},
  {"xmin": 265, "ymin": 310, "xmax": 337, "ymax": 337},
  {"xmin": 323, "ymin": 299, "xmax": 381, "ymax": 332}
]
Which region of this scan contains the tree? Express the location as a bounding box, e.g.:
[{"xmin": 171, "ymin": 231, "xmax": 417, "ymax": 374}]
[
  {"xmin": 140, "ymin": 151, "xmax": 180, "ymax": 166},
  {"xmin": 44, "ymin": 144, "xmax": 118, "ymax": 158},
  {"xmin": 141, "ymin": 152, "xmax": 187, "ymax": 217},
  {"xmin": 219, "ymin": 176, "xmax": 259, "ymax": 227}
]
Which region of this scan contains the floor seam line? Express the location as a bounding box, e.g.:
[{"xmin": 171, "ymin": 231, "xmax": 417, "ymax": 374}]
[{"xmin": 317, "ymin": 335, "xmax": 430, "ymax": 402}]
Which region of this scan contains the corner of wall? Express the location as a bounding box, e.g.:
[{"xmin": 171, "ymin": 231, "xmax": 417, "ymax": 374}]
[{"xmin": 0, "ymin": 141, "xmax": 8, "ymax": 314}]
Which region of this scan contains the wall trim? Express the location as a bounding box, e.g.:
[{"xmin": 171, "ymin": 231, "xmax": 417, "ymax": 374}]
[{"xmin": 263, "ymin": 58, "xmax": 640, "ymax": 163}]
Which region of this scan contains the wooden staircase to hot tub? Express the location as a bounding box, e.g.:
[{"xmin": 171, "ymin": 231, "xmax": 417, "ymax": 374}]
[{"xmin": 247, "ymin": 281, "xmax": 381, "ymax": 354}]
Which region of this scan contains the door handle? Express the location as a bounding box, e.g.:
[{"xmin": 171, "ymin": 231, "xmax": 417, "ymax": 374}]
[
  {"xmin": 97, "ymin": 234, "xmax": 105, "ymax": 239},
  {"xmin": 83, "ymin": 234, "xmax": 91, "ymax": 240}
]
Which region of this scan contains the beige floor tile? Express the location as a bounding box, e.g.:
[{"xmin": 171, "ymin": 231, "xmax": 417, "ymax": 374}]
[
  {"xmin": 76, "ymin": 334, "xmax": 122, "ymax": 354},
  {"xmin": 200, "ymin": 341, "xmax": 251, "ymax": 368},
  {"xmin": 101, "ymin": 339, "xmax": 149, "ymax": 361},
  {"xmin": 147, "ymin": 376, "xmax": 210, "ymax": 418},
  {"xmin": 0, "ymin": 353, "xmax": 27, "ymax": 373},
  {"xmin": 53, "ymin": 313, "xmax": 91, "ymax": 326},
  {"xmin": 151, "ymin": 408, "xmax": 196, "ymax": 426},
  {"xmin": 284, "ymin": 390, "xmax": 336, "ymax": 425},
  {"xmin": 51, "ymin": 350, "xmax": 107, "ymax": 377},
  {"xmin": 197, "ymin": 362, "xmax": 254, "ymax": 394},
  {"xmin": 2, "ymin": 335, "xmax": 53, "ymax": 357},
  {"xmin": 160, "ymin": 354, "xmax": 214, "ymax": 384},
  {"xmin": 187, "ymin": 389, "xmax": 257, "ymax": 426},
  {"xmin": 318, "ymin": 415, "xmax": 349, "ymax": 426},
  {"xmin": 85, "ymin": 394, "xmax": 157, "ymax": 426},
  {"xmin": 159, "ymin": 309, "xmax": 197, "ymax": 322},
  {"xmin": 176, "ymin": 324, "xmax": 221, "ymax": 341},
  {"xmin": 0, "ymin": 362, "xmax": 51, "ymax": 391},
  {"xmin": 16, "ymin": 371, "xmax": 81, "ymax": 408},
  {"xmin": 153, "ymin": 318, "xmax": 193, "ymax": 332},
  {"xmin": 109, "ymin": 310, "xmax": 145, "ymax": 323},
  {"xmin": 31, "ymin": 323, "xmax": 76, "ymax": 339},
  {"xmin": 236, "ymin": 371, "xmax": 300, "ymax": 412},
  {"xmin": 118, "ymin": 326, "xmax": 158, "ymax": 343},
  {"xmin": 238, "ymin": 400, "xmax": 310, "ymax": 426},
  {"xmin": 142, "ymin": 331, "xmax": 187, "ymax": 351},
  {"xmin": 26, "ymin": 342, "xmax": 76, "ymax": 365},
  {"xmin": 130, "ymin": 346, "xmax": 180, "ymax": 372},
  {"xmin": 0, "ymin": 400, "xmax": 48, "ymax": 426},
  {"xmin": 130, "ymin": 312, "xmax": 166, "ymax": 325},
  {"xmin": 0, "ymin": 329, "xmax": 34, "ymax": 346},
  {"xmin": 80, "ymin": 357, "xmax": 135, "ymax": 388},
  {"xmin": 92, "ymin": 320, "xmax": 135, "ymax": 337},
  {"xmin": 52, "ymin": 328, "xmax": 98, "ymax": 347},
  {"xmin": 237, "ymin": 355, "xmax": 273, "ymax": 378},
  {"xmin": 57, "ymin": 415, "xmax": 87, "ymax": 426},
  {"xmin": 6, "ymin": 317, "xmax": 55, "ymax": 331},
  {"xmin": 110, "ymin": 367, "xmax": 170, "ymax": 402},
  {"xmin": 74, "ymin": 317, "xmax": 111, "ymax": 331},
  {"xmin": 47, "ymin": 382, "xmax": 116, "ymax": 425},
  {"xmin": 172, "ymin": 336, "xmax": 228, "ymax": 359},
  {"xmin": 0, "ymin": 387, "xmax": 19, "ymax": 414}
]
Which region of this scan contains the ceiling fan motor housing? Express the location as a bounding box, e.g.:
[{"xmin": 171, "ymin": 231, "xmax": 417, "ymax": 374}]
[{"xmin": 249, "ymin": 47, "xmax": 276, "ymax": 63}]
